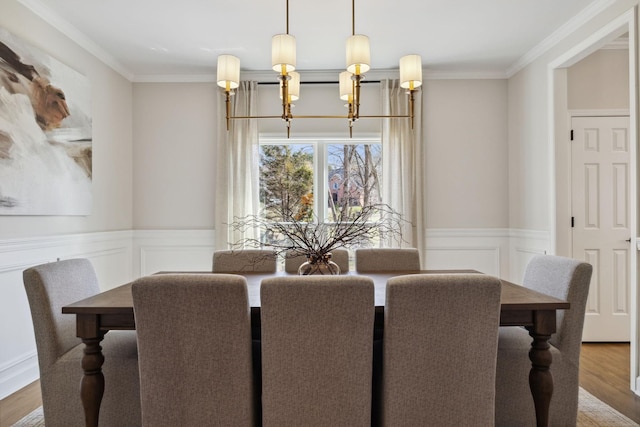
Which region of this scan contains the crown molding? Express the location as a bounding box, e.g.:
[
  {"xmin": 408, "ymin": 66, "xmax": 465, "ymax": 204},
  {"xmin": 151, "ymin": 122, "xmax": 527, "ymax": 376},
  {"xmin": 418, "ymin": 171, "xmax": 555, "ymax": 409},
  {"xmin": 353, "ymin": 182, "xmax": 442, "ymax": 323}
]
[
  {"xmin": 17, "ymin": 0, "xmax": 134, "ymax": 81},
  {"xmin": 133, "ymin": 74, "xmax": 217, "ymax": 83},
  {"xmin": 601, "ymin": 37, "xmax": 630, "ymax": 49},
  {"xmin": 17, "ymin": 0, "xmax": 625, "ymax": 84},
  {"xmin": 506, "ymin": 0, "xmax": 624, "ymax": 78},
  {"xmin": 424, "ymin": 70, "xmax": 507, "ymax": 80}
]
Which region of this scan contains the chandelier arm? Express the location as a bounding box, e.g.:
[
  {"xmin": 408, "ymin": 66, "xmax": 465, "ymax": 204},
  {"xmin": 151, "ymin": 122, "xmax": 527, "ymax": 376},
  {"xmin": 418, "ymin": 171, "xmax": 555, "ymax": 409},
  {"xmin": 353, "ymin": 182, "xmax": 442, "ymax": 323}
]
[
  {"xmin": 229, "ymin": 115, "xmax": 283, "ymax": 119},
  {"xmin": 291, "ymin": 115, "xmax": 352, "ymax": 119},
  {"xmin": 356, "ymin": 115, "xmax": 411, "ymax": 119},
  {"xmin": 226, "ymin": 114, "xmax": 412, "ymax": 120}
]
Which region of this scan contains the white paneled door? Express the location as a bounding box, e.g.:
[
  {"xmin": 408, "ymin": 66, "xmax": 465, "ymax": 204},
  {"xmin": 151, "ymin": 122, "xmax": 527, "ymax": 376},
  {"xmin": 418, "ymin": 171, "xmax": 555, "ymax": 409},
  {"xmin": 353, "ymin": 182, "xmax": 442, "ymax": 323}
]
[{"xmin": 571, "ymin": 116, "xmax": 630, "ymax": 342}]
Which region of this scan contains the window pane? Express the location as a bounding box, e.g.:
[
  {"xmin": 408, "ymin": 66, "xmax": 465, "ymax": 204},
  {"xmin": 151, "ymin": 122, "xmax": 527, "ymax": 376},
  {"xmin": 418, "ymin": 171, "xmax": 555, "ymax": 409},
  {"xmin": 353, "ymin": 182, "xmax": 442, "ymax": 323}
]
[
  {"xmin": 327, "ymin": 144, "xmax": 382, "ymax": 222},
  {"xmin": 259, "ymin": 144, "xmax": 314, "ymax": 222},
  {"xmin": 258, "ymin": 140, "xmax": 385, "ymax": 252}
]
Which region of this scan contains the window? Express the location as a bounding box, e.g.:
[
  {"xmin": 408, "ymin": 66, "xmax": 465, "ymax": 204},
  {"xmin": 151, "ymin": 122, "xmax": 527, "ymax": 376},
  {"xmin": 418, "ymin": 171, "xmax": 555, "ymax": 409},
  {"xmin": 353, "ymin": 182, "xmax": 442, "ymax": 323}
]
[{"xmin": 259, "ymin": 136, "xmax": 382, "ymax": 224}]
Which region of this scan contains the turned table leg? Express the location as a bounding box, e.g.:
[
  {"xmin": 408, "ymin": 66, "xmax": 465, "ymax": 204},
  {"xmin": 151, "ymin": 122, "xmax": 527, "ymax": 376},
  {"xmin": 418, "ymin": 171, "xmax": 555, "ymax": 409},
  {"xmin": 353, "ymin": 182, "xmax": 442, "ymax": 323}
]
[
  {"xmin": 75, "ymin": 314, "xmax": 106, "ymax": 427},
  {"xmin": 526, "ymin": 310, "xmax": 556, "ymax": 427},
  {"xmin": 527, "ymin": 331, "xmax": 553, "ymax": 427},
  {"xmin": 80, "ymin": 337, "xmax": 105, "ymax": 427}
]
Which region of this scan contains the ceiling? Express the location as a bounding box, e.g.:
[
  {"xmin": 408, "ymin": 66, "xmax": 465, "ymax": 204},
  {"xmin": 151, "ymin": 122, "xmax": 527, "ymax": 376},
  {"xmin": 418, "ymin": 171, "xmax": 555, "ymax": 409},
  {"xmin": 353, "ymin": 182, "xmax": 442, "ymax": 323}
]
[{"xmin": 21, "ymin": 0, "xmax": 604, "ymax": 80}]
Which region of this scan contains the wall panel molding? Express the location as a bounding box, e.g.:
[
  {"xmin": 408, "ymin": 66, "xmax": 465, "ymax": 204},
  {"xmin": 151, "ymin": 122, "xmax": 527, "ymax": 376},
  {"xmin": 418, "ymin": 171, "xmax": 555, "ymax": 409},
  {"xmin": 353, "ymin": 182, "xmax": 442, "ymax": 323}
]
[
  {"xmin": 424, "ymin": 228, "xmax": 551, "ymax": 282},
  {"xmin": 424, "ymin": 228, "xmax": 509, "ymax": 277},
  {"xmin": 132, "ymin": 229, "xmax": 216, "ymax": 277},
  {"xmin": 0, "ymin": 230, "xmax": 134, "ymax": 400}
]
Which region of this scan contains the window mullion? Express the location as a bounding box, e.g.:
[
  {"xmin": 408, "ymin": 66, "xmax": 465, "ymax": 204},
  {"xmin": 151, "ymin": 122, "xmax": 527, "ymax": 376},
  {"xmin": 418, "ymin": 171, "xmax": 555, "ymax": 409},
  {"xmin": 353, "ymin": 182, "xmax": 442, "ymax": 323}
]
[{"xmin": 315, "ymin": 141, "xmax": 326, "ymax": 224}]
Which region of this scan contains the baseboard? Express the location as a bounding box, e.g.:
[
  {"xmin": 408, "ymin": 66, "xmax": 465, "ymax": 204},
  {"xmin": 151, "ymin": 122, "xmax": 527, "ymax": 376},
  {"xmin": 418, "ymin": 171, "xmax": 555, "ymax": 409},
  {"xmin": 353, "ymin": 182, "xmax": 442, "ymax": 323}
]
[{"xmin": 0, "ymin": 352, "xmax": 38, "ymax": 400}]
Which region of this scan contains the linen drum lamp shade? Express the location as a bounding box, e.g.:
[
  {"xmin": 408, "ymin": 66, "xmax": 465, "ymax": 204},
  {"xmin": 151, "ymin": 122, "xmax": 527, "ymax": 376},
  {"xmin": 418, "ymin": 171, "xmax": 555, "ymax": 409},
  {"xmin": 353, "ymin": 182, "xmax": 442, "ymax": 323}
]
[
  {"xmin": 339, "ymin": 71, "xmax": 354, "ymax": 101},
  {"xmin": 217, "ymin": 55, "xmax": 240, "ymax": 89},
  {"xmin": 272, "ymin": 34, "xmax": 296, "ymax": 73},
  {"xmin": 399, "ymin": 54, "xmax": 423, "ymax": 90},
  {"xmin": 280, "ymin": 71, "xmax": 300, "ymax": 101},
  {"xmin": 346, "ymin": 34, "xmax": 370, "ymax": 75}
]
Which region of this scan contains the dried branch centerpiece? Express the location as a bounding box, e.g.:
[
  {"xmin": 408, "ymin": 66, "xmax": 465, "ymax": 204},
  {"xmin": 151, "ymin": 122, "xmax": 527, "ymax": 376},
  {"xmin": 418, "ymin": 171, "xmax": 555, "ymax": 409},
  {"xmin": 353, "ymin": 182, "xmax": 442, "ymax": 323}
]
[{"xmin": 230, "ymin": 203, "xmax": 406, "ymax": 275}]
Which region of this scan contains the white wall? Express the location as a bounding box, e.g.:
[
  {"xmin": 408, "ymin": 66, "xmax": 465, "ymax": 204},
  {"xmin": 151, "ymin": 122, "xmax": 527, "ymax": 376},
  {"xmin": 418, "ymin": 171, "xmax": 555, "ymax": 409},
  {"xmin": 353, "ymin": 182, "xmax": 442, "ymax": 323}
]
[
  {"xmin": 507, "ymin": 0, "xmax": 638, "ymax": 390},
  {"xmin": 425, "ymin": 79, "xmax": 508, "ymax": 229},
  {"xmin": 507, "ymin": 0, "xmax": 635, "ymax": 235},
  {"xmin": 0, "ymin": 0, "xmax": 134, "ymax": 399},
  {"xmin": 132, "ymin": 83, "xmax": 217, "ymax": 229},
  {"xmin": 0, "ymin": 1, "xmax": 134, "ymax": 239},
  {"xmin": 132, "ymin": 78, "xmax": 509, "ymax": 231},
  {"xmin": 568, "ymin": 48, "xmax": 629, "ymax": 110},
  {"xmin": 130, "ymin": 77, "xmax": 511, "ymax": 277}
]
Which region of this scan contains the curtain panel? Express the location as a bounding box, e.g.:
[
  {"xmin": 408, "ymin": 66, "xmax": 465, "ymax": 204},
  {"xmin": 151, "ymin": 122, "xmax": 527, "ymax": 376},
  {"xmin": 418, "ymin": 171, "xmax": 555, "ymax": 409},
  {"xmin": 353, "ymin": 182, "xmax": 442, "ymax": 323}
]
[
  {"xmin": 215, "ymin": 81, "xmax": 260, "ymax": 250},
  {"xmin": 381, "ymin": 79, "xmax": 426, "ymax": 265}
]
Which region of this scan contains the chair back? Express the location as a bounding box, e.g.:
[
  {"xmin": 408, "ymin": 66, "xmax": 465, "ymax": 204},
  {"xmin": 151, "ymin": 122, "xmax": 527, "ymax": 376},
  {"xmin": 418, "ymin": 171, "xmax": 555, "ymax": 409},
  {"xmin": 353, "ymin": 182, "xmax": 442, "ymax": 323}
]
[
  {"xmin": 212, "ymin": 249, "xmax": 277, "ymax": 273},
  {"xmin": 260, "ymin": 276, "xmax": 374, "ymax": 427},
  {"xmin": 23, "ymin": 258, "xmax": 100, "ymax": 370},
  {"xmin": 284, "ymin": 248, "xmax": 350, "ymax": 274},
  {"xmin": 355, "ymin": 248, "xmax": 420, "ymax": 272},
  {"xmin": 522, "ymin": 255, "xmax": 593, "ymax": 363},
  {"xmin": 382, "ymin": 274, "xmax": 502, "ymax": 426},
  {"xmin": 132, "ymin": 274, "xmax": 254, "ymax": 426}
]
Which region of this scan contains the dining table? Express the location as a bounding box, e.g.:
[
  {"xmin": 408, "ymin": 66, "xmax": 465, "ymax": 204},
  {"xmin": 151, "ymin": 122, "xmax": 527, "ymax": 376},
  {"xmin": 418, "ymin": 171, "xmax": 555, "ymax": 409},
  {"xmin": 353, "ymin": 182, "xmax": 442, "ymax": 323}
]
[{"xmin": 62, "ymin": 269, "xmax": 570, "ymax": 427}]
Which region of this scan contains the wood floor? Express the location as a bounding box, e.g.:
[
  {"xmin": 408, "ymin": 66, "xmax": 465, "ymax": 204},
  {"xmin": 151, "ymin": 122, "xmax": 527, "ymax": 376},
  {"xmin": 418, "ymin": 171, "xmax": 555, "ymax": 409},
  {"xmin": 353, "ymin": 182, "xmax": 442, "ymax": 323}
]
[
  {"xmin": 579, "ymin": 342, "xmax": 640, "ymax": 424},
  {"xmin": 1, "ymin": 343, "xmax": 640, "ymax": 426},
  {"xmin": 0, "ymin": 380, "xmax": 41, "ymax": 427}
]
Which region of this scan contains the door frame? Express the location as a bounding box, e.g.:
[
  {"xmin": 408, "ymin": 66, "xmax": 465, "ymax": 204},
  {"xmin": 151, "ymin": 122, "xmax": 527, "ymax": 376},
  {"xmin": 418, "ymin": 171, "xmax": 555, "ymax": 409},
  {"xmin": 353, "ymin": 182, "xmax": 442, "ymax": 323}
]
[{"xmin": 548, "ymin": 8, "xmax": 638, "ymax": 392}]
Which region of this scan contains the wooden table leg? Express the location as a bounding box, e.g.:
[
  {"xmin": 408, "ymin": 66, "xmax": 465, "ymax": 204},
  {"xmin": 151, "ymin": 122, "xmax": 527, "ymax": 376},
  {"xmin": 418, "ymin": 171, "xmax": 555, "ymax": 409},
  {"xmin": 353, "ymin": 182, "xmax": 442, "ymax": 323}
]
[
  {"xmin": 76, "ymin": 314, "xmax": 106, "ymax": 427},
  {"xmin": 80, "ymin": 337, "xmax": 105, "ymax": 427},
  {"xmin": 527, "ymin": 330, "xmax": 553, "ymax": 427},
  {"xmin": 526, "ymin": 310, "xmax": 556, "ymax": 427}
]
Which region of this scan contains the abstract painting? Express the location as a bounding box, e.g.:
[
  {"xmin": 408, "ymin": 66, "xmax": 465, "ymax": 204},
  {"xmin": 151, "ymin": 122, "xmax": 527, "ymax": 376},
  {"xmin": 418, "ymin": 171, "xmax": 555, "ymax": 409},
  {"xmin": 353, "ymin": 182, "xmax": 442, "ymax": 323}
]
[{"xmin": 0, "ymin": 27, "xmax": 92, "ymax": 215}]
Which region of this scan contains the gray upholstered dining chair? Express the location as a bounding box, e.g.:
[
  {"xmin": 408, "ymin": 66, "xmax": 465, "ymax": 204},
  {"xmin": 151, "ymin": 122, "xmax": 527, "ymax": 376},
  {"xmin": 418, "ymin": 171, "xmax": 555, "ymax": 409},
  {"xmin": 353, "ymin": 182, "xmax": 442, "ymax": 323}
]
[
  {"xmin": 381, "ymin": 274, "xmax": 502, "ymax": 426},
  {"xmin": 283, "ymin": 248, "xmax": 350, "ymax": 273},
  {"xmin": 23, "ymin": 258, "xmax": 141, "ymax": 427},
  {"xmin": 495, "ymin": 255, "xmax": 592, "ymax": 426},
  {"xmin": 212, "ymin": 249, "xmax": 277, "ymax": 273},
  {"xmin": 260, "ymin": 276, "xmax": 375, "ymax": 427},
  {"xmin": 355, "ymin": 247, "xmax": 421, "ymax": 272},
  {"xmin": 132, "ymin": 274, "xmax": 254, "ymax": 427}
]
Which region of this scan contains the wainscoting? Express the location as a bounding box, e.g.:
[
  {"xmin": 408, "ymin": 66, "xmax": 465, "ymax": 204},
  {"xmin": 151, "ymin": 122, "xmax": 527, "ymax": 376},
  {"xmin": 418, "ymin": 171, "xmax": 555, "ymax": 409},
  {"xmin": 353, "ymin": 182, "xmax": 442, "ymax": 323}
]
[
  {"xmin": 0, "ymin": 231, "xmax": 134, "ymax": 400},
  {"xmin": 0, "ymin": 227, "xmax": 549, "ymax": 399},
  {"xmin": 132, "ymin": 230, "xmax": 216, "ymax": 277},
  {"xmin": 425, "ymin": 228, "xmax": 550, "ymax": 283}
]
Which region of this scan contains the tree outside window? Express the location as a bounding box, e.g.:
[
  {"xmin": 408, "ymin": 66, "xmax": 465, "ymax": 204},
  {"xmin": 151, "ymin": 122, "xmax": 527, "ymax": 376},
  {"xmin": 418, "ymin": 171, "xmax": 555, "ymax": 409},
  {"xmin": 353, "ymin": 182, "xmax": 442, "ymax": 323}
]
[{"xmin": 259, "ymin": 137, "xmax": 383, "ymax": 246}]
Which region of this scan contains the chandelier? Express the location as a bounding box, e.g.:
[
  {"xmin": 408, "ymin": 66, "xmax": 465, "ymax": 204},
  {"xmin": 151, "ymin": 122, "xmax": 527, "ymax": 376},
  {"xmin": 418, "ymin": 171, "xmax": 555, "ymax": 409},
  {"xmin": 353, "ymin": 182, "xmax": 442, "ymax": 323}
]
[{"xmin": 216, "ymin": 0, "xmax": 422, "ymax": 137}]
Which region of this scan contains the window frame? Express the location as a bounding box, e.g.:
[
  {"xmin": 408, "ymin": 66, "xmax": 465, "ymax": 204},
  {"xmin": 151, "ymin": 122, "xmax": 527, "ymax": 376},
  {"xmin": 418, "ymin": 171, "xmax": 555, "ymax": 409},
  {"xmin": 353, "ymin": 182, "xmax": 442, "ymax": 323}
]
[{"xmin": 258, "ymin": 133, "xmax": 382, "ymax": 223}]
